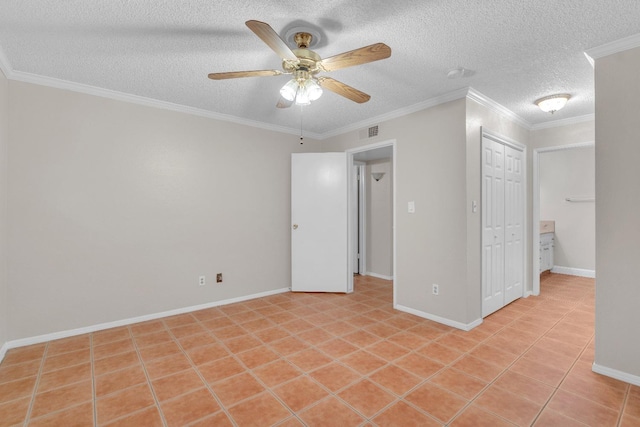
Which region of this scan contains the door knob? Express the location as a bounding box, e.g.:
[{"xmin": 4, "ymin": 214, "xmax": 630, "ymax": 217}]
[{"xmin": 292, "ymin": 224, "xmax": 298, "ymax": 230}]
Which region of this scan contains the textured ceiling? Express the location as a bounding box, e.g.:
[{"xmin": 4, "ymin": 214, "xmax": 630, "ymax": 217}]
[{"xmin": 1, "ymin": 1, "xmax": 639, "ymax": 137}]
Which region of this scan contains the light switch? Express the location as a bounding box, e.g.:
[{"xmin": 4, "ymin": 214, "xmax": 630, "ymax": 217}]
[
  {"xmin": 408, "ymin": 201, "xmax": 415, "ymax": 214},
  {"xmin": 472, "ymin": 200, "xmax": 478, "ymax": 213}
]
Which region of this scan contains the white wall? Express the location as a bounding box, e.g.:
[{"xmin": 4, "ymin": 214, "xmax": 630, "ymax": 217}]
[
  {"xmin": 0, "ymin": 69, "xmax": 8, "ymax": 350},
  {"xmin": 594, "ymin": 45, "xmax": 640, "ymax": 379},
  {"xmin": 366, "ymin": 159, "xmax": 393, "ymax": 278},
  {"xmin": 539, "ymin": 147, "xmax": 595, "ymax": 271},
  {"xmin": 6, "ymin": 80, "xmax": 321, "ymax": 340}
]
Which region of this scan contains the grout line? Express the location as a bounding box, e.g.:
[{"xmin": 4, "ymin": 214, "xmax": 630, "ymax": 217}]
[
  {"xmin": 22, "ymin": 343, "xmax": 49, "ymax": 426},
  {"xmin": 168, "ymin": 312, "xmax": 241, "ymax": 426},
  {"xmin": 90, "ymin": 334, "xmax": 97, "ymax": 427},
  {"xmin": 130, "ymin": 326, "xmax": 169, "ymax": 427},
  {"xmin": 617, "ymin": 386, "xmax": 631, "ymax": 427}
]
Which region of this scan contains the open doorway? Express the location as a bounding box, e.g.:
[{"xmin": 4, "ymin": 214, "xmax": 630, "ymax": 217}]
[
  {"xmin": 532, "ymin": 142, "xmax": 595, "ymax": 295},
  {"xmin": 347, "ymin": 140, "xmax": 396, "ymax": 304}
]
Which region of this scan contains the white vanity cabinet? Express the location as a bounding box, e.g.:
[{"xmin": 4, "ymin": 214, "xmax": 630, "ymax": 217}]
[{"xmin": 540, "ymin": 232, "xmax": 555, "ymax": 273}]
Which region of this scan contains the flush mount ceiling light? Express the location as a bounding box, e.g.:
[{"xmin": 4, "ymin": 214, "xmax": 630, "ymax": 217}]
[
  {"xmin": 535, "ymin": 94, "xmax": 571, "ymax": 114},
  {"xmin": 447, "ymin": 68, "xmax": 466, "ymax": 79}
]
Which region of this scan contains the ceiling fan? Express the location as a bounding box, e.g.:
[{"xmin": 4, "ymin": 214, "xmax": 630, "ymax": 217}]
[{"xmin": 208, "ymin": 20, "xmax": 392, "ymax": 108}]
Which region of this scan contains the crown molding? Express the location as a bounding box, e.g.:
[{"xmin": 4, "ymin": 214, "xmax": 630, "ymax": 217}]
[
  {"xmin": 530, "ymin": 113, "xmax": 595, "ymax": 131},
  {"xmin": 0, "ymin": 44, "xmax": 13, "ymax": 79},
  {"xmin": 0, "ymin": 41, "xmax": 592, "ymax": 141},
  {"xmin": 585, "ymin": 33, "xmax": 640, "ymax": 61},
  {"xmin": 9, "ymin": 69, "xmax": 324, "ymax": 140},
  {"xmin": 320, "ymin": 88, "xmax": 470, "ymax": 140},
  {"xmin": 466, "ymin": 88, "xmax": 532, "ymax": 130}
]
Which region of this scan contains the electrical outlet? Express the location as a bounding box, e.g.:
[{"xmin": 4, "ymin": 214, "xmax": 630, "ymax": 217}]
[
  {"xmin": 432, "ymin": 284, "xmax": 439, "ymax": 296},
  {"xmin": 216, "ymin": 273, "xmax": 223, "ymax": 283},
  {"xmin": 199, "ymin": 276, "xmax": 206, "ymax": 286}
]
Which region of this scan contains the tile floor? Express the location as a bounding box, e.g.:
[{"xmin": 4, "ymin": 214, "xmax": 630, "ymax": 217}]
[{"xmin": 0, "ymin": 274, "xmax": 638, "ymax": 426}]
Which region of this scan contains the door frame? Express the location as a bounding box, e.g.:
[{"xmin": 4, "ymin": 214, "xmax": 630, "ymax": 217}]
[
  {"xmin": 481, "ymin": 128, "xmax": 526, "ymax": 316},
  {"xmin": 532, "ymin": 141, "xmax": 595, "ymax": 295},
  {"xmin": 346, "ymin": 140, "xmax": 397, "ymax": 304},
  {"xmin": 352, "ymin": 161, "xmax": 367, "ymax": 275}
]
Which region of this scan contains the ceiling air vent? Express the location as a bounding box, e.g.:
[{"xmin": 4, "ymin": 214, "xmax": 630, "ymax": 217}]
[{"xmin": 368, "ymin": 125, "xmax": 379, "ymax": 138}]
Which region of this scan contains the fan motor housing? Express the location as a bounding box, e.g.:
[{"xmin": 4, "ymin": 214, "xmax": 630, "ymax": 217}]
[{"xmin": 283, "ymin": 48, "xmax": 321, "ymax": 74}]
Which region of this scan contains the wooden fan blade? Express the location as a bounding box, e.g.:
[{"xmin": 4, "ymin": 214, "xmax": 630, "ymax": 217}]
[
  {"xmin": 208, "ymin": 70, "xmax": 282, "ymax": 80},
  {"xmin": 246, "ymin": 20, "xmax": 298, "ymax": 62},
  {"xmin": 318, "ymin": 77, "xmax": 371, "ymax": 103},
  {"xmin": 320, "ymin": 43, "xmax": 391, "ymax": 71},
  {"xmin": 276, "ymin": 96, "xmax": 293, "ymax": 109}
]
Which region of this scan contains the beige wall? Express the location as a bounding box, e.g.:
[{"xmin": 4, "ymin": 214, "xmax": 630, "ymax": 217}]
[
  {"xmin": 6, "ymin": 81, "xmax": 321, "ymax": 340},
  {"xmin": 0, "ymin": 69, "xmax": 8, "ymax": 348},
  {"xmin": 324, "ymin": 97, "xmax": 533, "ymax": 327},
  {"xmin": 594, "ymin": 46, "xmax": 640, "ymax": 378},
  {"xmin": 539, "ymin": 147, "xmax": 595, "ymax": 271},
  {"xmin": 366, "ymin": 159, "xmax": 393, "ymax": 278},
  {"xmin": 324, "ymin": 99, "xmax": 473, "ymax": 324},
  {"xmin": 529, "ymin": 121, "xmax": 594, "ymax": 150}
]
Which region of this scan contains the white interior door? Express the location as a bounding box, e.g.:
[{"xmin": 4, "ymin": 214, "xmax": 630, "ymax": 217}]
[
  {"xmin": 504, "ymin": 145, "xmax": 524, "ymax": 304},
  {"xmin": 291, "ymin": 153, "xmax": 349, "ymax": 293},
  {"xmin": 482, "ymin": 138, "xmax": 505, "ymax": 317}
]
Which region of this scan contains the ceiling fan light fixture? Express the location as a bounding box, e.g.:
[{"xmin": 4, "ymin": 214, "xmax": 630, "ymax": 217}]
[
  {"xmin": 295, "ymin": 84, "xmax": 311, "ymax": 105},
  {"xmin": 305, "ymin": 78, "xmax": 323, "ymax": 101},
  {"xmin": 535, "ymin": 94, "xmax": 571, "ymax": 114},
  {"xmin": 280, "ymin": 79, "xmax": 298, "ymax": 101}
]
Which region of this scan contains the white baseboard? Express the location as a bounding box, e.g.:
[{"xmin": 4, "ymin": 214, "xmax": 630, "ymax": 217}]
[
  {"xmin": 1, "ymin": 287, "xmax": 290, "ymax": 358},
  {"xmin": 364, "ymin": 272, "xmax": 394, "ymax": 281},
  {"xmin": 592, "ymin": 362, "xmax": 640, "ymax": 387},
  {"xmin": 0, "ymin": 342, "xmax": 8, "ymax": 363},
  {"xmin": 395, "ymin": 304, "xmax": 482, "ymax": 331},
  {"xmin": 551, "ymin": 266, "xmax": 596, "ymax": 278}
]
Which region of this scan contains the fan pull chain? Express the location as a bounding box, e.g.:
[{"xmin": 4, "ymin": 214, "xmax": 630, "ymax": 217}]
[{"xmin": 299, "ymin": 106, "xmax": 304, "ymax": 144}]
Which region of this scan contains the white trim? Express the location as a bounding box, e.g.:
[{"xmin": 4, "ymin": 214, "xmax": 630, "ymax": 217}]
[
  {"xmin": 524, "ymin": 290, "xmax": 533, "ymax": 298},
  {"xmin": 10, "ymin": 70, "xmax": 324, "ymax": 140},
  {"xmin": 592, "ymin": 363, "xmax": 640, "ymax": 387},
  {"xmin": 530, "ymin": 114, "xmax": 595, "ymax": 131},
  {"xmin": 323, "ymin": 88, "xmax": 470, "ymax": 139},
  {"xmin": 2, "ymin": 288, "xmax": 290, "ymax": 351},
  {"xmin": 0, "ymin": 44, "xmax": 12, "ymax": 79},
  {"xmin": 365, "ymin": 272, "xmax": 394, "ymax": 281},
  {"xmin": 346, "ymin": 139, "xmax": 397, "ymax": 306},
  {"xmin": 468, "ymin": 88, "xmax": 532, "ymax": 130},
  {"xmin": 532, "ymin": 141, "xmax": 595, "ymax": 295},
  {"xmin": 395, "ymin": 304, "xmax": 482, "ymax": 331},
  {"xmin": 0, "ymin": 342, "xmax": 9, "ymax": 364},
  {"xmin": 482, "ymin": 128, "xmax": 526, "ymax": 152},
  {"xmin": 353, "ymin": 162, "xmax": 367, "ymax": 276},
  {"xmin": 585, "ymin": 33, "xmax": 640, "ymax": 61},
  {"xmin": 2, "ymin": 62, "xmax": 594, "ymax": 142},
  {"xmin": 551, "ymin": 266, "xmax": 596, "ymax": 278}
]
